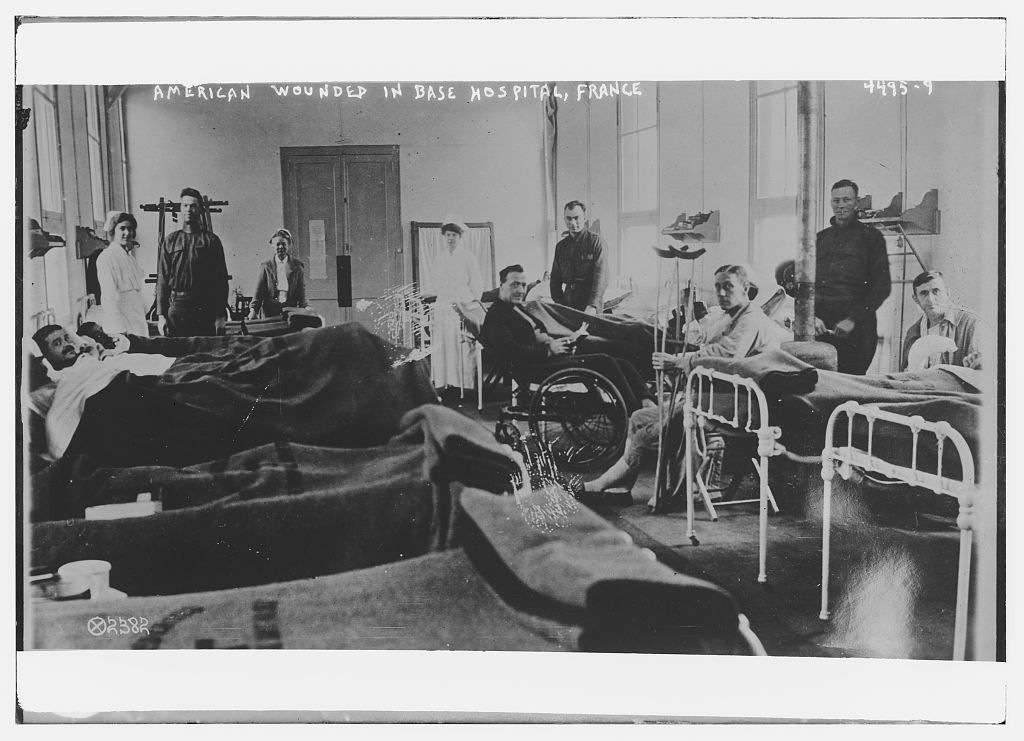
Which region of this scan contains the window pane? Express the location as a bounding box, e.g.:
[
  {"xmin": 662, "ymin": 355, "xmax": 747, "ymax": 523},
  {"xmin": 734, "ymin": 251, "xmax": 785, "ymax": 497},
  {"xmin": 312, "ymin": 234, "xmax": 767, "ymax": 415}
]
[
  {"xmin": 86, "ymin": 87, "xmax": 106, "ymax": 223},
  {"xmin": 620, "ymin": 132, "xmax": 638, "ymax": 213},
  {"xmin": 636, "ymin": 85, "xmax": 657, "ymax": 129},
  {"xmin": 752, "ymin": 213, "xmax": 797, "ymax": 288},
  {"xmin": 637, "ymin": 128, "xmax": 658, "ymax": 211},
  {"xmin": 757, "ymin": 93, "xmax": 787, "ymax": 198},
  {"xmin": 620, "ymin": 94, "xmax": 637, "ymax": 133},
  {"xmin": 33, "ymin": 89, "xmax": 63, "ymax": 218}
]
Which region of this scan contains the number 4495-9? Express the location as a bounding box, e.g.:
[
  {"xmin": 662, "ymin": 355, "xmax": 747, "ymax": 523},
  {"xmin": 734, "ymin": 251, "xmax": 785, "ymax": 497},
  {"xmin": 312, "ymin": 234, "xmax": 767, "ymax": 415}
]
[{"xmin": 864, "ymin": 81, "xmax": 933, "ymax": 96}]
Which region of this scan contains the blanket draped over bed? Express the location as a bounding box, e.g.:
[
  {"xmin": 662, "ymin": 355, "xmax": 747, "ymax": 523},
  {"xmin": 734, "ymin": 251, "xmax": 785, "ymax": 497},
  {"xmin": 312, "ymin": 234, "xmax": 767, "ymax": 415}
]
[
  {"xmin": 692, "ymin": 349, "xmax": 986, "ymax": 479},
  {"xmin": 62, "ymin": 324, "xmax": 440, "ymax": 468},
  {"xmin": 32, "ymin": 404, "xmax": 521, "ymax": 596},
  {"xmin": 32, "ymin": 489, "xmax": 748, "ymax": 653}
]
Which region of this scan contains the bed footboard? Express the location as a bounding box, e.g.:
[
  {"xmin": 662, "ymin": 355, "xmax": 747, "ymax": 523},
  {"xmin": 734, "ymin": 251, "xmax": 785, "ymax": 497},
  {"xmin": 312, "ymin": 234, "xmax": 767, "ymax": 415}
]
[
  {"xmin": 818, "ymin": 400, "xmax": 976, "ymax": 660},
  {"xmin": 683, "ymin": 368, "xmax": 783, "ymax": 583}
]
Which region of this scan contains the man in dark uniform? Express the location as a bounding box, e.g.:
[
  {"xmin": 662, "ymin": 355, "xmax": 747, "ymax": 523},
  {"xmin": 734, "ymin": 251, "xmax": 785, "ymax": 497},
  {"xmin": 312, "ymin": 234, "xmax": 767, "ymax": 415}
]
[
  {"xmin": 549, "ymin": 200, "xmax": 609, "ymax": 315},
  {"xmin": 156, "ymin": 187, "xmax": 230, "ymax": 336},
  {"xmin": 814, "ymin": 179, "xmax": 891, "ymax": 374}
]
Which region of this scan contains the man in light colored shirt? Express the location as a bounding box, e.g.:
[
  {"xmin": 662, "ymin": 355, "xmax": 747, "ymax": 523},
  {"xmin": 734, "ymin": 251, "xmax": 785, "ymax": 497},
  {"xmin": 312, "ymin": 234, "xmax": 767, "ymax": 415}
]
[
  {"xmin": 32, "ymin": 324, "xmax": 175, "ymax": 458},
  {"xmin": 900, "ymin": 270, "xmax": 986, "ymax": 371}
]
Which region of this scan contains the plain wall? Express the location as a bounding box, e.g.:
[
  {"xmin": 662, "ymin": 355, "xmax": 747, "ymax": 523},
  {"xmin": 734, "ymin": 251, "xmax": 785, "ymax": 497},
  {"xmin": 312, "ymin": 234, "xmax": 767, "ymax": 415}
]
[
  {"xmin": 557, "ymin": 81, "xmax": 753, "ymax": 305},
  {"xmin": 121, "ymin": 83, "xmax": 552, "ymax": 312}
]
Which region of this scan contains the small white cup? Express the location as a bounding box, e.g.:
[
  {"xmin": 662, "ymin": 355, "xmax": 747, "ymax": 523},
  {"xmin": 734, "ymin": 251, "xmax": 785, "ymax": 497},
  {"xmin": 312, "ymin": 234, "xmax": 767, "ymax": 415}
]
[{"xmin": 56, "ymin": 560, "xmax": 112, "ymax": 599}]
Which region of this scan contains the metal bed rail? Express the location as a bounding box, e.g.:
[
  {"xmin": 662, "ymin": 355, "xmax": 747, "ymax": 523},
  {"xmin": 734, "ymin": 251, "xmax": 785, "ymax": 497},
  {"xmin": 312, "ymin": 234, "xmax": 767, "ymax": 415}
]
[
  {"xmin": 818, "ymin": 400, "xmax": 977, "ymax": 660},
  {"xmin": 684, "ymin": 368, "xmax": 783, "ymax": 583}
]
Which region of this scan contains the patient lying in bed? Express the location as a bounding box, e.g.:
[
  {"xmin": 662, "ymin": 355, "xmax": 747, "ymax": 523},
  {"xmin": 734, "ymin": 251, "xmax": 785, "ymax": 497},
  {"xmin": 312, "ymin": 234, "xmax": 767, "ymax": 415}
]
[{"xmin": 30, "ymin": 321, "xmax": 438, "ymax": 468}]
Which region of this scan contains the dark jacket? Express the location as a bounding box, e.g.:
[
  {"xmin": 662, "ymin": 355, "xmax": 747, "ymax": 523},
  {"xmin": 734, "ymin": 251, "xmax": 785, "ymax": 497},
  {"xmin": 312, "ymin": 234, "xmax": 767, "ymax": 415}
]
[
  {"xmin": 156, "ymin": 229, "xmax": 230, "ymax": 317},
  {"xmin": 814, "ymin": 216, "xmax": 891, "ymax": 326},
  {"xmin": 550, "ymin": 229, "xmax": 609, "ymax": 311},
  {"xmin": 480, "ymin": 299, "xmax": 551, "ymax": 367},
  {"xmin": 251, "ymin": 256, "xmax": 308, "ymax": 316}
]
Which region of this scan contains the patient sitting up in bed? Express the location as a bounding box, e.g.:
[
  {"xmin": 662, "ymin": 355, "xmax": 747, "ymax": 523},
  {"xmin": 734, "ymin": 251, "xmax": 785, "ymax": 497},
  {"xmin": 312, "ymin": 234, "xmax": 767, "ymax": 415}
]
[
  {"xmin": 583, "ymin": 264, "xmax": 780, "ymax": 500},
  {"xmin": 901, "ymin": 270, "xmax": 987, "ymax": 372}
]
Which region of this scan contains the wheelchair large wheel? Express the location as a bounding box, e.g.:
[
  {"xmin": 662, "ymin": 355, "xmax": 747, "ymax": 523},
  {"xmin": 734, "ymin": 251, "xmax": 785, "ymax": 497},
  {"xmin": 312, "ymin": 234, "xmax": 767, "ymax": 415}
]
[{"xmin": 528, "ymin": 367, "xmax": 628, "ymax": 471}]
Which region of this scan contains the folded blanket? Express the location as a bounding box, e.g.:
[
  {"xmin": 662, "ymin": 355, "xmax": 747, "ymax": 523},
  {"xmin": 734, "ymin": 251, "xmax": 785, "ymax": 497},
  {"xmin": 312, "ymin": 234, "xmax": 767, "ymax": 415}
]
[
  {"xmin": 394, "ymin": 404, "xmax": 521, "ymax": 495},
  {"xmin": 458, "ymin": 488, "xmax": 738, "ymax": 633},
  {"xmin": 693, "ymin": 348, "xmax": 818, "ymax": 397}
]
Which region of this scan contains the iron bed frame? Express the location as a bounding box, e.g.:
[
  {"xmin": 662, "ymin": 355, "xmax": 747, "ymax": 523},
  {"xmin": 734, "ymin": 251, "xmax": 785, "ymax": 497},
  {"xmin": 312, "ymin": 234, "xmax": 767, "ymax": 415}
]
[
  {"xmin": 818, "ymin": 400, "xmax": 977, "ymax": 661},
  {"xmin": 683, "ymin": 367, "xmax": 784, "ymax": 583}
]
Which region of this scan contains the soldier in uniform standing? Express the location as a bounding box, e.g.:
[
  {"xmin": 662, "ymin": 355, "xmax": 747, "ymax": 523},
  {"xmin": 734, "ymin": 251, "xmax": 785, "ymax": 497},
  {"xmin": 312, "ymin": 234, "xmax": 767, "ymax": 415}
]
[
  {"xmin": 156, "ymin": 187, "xmax": 230, "ymax": 337},
  {"xmin": 549, "ymin": 200, "xmax": 609, "ymax": 315},
  {"xmin": 814, "ymin": 179, "xmax": 891, "ymax": 374}
]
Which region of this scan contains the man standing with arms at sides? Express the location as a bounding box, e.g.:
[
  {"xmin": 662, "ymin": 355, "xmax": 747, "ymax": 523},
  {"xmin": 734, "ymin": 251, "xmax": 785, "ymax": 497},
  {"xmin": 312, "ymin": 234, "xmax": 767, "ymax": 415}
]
[
  {"xmin": 814, "ymin": 179, "xmax": 891, "ymax": 374},
  {"xmin": 156, "ymin": 187, "xmax": 230, "ymax": 336},
  {"xmin": 550, "ymin": 200, "xmax": 609, "ymax": 315}
]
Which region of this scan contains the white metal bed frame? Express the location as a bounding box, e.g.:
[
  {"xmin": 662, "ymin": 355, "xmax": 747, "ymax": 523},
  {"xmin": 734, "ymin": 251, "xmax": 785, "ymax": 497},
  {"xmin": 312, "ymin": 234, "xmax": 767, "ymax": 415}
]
[
  {"xmin": 818, "ymin": 400, "xmax": 977, "ymax": 661},
  {"xmin": 683, "ymin": 367, "xmax": 783, "ymax": 583}
]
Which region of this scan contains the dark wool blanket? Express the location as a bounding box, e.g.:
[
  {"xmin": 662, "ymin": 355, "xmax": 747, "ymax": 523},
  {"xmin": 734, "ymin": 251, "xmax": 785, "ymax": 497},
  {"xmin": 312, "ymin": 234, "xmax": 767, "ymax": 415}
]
[
  {"xmin": 31, "ymin": 405, "xmax": 520, "ymax": 596},
  {"xmin": 31, "ymin": 489, "xmax": 751, "ymax": 654},
  {"xmin": 63, "ymin": 323, "xmax": 438, "ymax": 468},
  {"xmin": 524, "ymin": 299, "xmax": 656, "ymax": 348},
  {"xmin": 690, "ymin": 351, "xmax": 985, "ymax": 479},
  {"xmin": 694, "ymin": 348, "xmax": 819, "ymax": 397}
]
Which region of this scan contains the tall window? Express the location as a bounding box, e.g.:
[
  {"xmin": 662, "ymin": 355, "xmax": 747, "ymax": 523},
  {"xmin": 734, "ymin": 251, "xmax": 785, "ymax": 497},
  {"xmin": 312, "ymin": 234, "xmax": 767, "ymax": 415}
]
[
  {"xmin": 749, "ymin": 81, "xmax": 798, "ymax": 283},
  {"xmin": 85, "ymin": 85, "xmax": 107, "ymax": 225},
  {"xmin": 32, "ymin": 85, "xmax": 64, "ymax": 234},
  {"xmin": 618, "ymin": 85, "xmax": 659, "ymax": 281}
]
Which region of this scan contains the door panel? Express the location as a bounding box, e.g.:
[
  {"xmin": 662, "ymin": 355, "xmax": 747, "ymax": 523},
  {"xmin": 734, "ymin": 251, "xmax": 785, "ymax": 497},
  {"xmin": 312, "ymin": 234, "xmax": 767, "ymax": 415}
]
[
  {"xmin": 286, "ymin": 157, "xmax": 341, "ymax": 302},
  {"xmin": 343, "ymin": 159, "xmax": 390, "ymax": 296},
  {"xmin": 282, "ymin": 147, "xmax": 401, "ymax": 329}
]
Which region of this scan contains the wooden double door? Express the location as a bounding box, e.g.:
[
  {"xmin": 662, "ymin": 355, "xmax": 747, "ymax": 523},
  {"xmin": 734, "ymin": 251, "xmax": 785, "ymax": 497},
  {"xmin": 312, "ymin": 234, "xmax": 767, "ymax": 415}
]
[{"xmin": 281, "ymin": 146, "xmax": 403, "ymax": 328}]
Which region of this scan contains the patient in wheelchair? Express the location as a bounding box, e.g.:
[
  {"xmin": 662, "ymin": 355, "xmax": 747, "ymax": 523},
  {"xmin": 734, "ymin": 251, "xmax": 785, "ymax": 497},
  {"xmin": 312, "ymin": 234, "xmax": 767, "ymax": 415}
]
[
  {"xmin": 481, "ymin": 264, "xmax": 654, "ymax": 409},
  {"xmin": 584, "ymin": 264, "xmax": 780, "ymax": 500}
]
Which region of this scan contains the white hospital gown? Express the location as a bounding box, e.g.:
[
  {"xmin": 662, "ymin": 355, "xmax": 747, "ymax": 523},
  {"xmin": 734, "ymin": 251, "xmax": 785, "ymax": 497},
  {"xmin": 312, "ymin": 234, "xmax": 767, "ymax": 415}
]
[{"xmin": 428, "ymin": 246, "xmax": 483, "ymax": 388}]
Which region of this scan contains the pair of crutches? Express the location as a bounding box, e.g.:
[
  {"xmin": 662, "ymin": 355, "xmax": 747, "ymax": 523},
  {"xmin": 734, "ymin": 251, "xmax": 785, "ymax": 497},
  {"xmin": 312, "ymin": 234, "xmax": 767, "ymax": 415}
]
[{"xmin": 650, "ymin": 244, "xmax": 704, "ymax": 513}]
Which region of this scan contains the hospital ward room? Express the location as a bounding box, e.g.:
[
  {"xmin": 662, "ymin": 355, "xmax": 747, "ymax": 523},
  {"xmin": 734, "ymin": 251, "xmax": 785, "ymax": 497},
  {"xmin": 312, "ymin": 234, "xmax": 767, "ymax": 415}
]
[{"xmin": 19, "ymin": 80, "xmax": 1001, "ymax": 667}]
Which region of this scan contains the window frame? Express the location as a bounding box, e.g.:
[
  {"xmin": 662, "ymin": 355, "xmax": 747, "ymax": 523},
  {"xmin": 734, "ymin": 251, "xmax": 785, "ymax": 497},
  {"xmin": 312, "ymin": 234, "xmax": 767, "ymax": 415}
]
[
  {"xmin": 31, "ymin": 84, "xmax": 66, "ymax": 236},
  {"xmin": 747, "ymin": 81, "xmax": 806, "ymax": 267},
  {"xmin": 617, "ymin": 83, "xmax": 660, "ymax": 276},
  {"xmin": 84, "ymin": 85, "xmax": 108, "ymax": 228}
]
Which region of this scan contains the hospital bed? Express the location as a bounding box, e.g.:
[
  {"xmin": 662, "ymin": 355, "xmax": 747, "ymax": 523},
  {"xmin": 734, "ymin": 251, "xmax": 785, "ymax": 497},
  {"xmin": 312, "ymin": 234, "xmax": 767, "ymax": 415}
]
[
  {"xmin": 676, "ymin": 350, "xmax": 984, "ymax": 589},
  {"xmin": 30, "ymin": 488, "xmax": 766, "ymax": 655},
  {"xmin": 222, "ymin": 306, "xmax": 324, "ymax": 337},
  {"xmin": 818, "ymin": 401, "xmax": 979, "ymax": 661},
  {"xmin": 683, "ymin": 367, "xmax": 785, "ymax": 584}
]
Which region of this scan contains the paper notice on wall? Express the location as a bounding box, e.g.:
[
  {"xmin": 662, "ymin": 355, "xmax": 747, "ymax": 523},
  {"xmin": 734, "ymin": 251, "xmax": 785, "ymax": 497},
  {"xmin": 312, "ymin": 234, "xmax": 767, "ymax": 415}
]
[{"xmin": 309, "ymin": 219, "xmax": 327, "ymax": 279}]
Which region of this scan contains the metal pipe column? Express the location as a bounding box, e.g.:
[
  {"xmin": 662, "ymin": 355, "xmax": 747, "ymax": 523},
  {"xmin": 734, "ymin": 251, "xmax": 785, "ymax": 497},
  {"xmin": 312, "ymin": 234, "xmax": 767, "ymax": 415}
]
[{"xmin": 795, "ymin": 81, "xmax": 823, "ymax": 342}]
